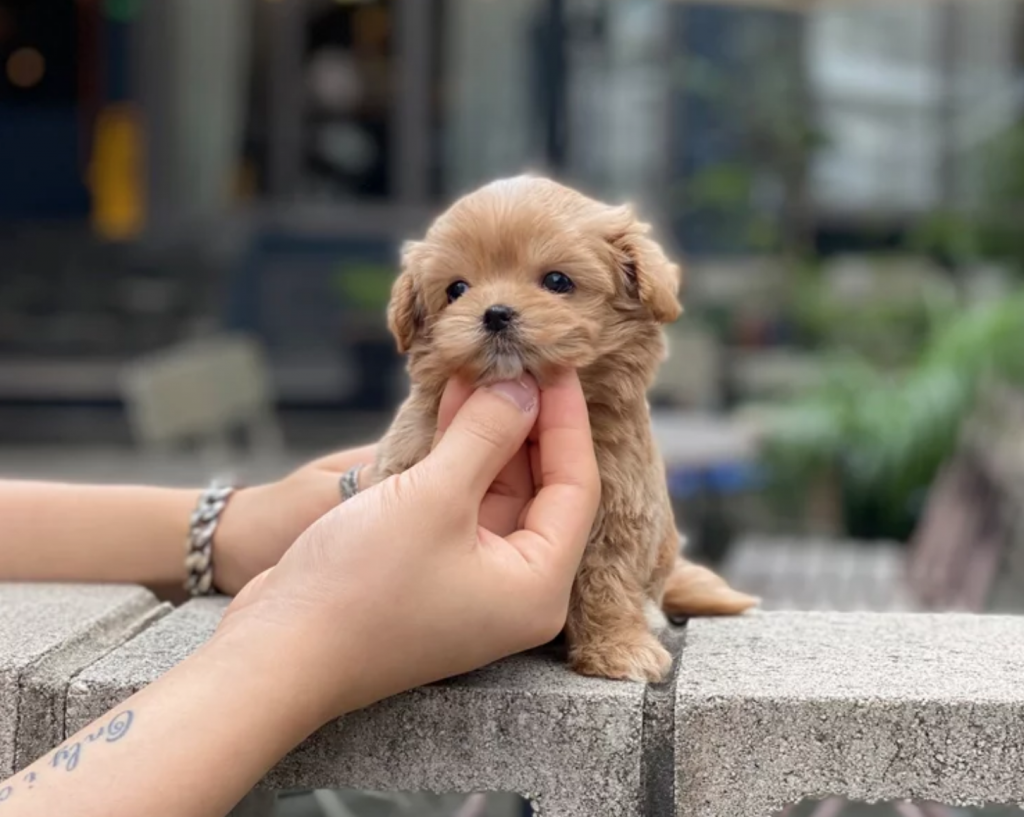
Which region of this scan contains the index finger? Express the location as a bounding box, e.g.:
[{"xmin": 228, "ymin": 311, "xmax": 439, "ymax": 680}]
[
  {"xmin": 508, "ymin": 369, "xmax": 600, "ymax": 572},
  {"xmin": 305, "ymin": 444, "xmax": 378, "ymax": 474}
]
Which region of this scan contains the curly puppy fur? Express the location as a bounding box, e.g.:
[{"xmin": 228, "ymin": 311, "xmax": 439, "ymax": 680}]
[{"xmin": 368, "ymin": 176, "xmax": 756, "ymax": 682}]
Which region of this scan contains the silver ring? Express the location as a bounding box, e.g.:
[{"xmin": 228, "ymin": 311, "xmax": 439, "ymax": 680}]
[{"xmin": 339, "ymin": 464, "xmax": 365, "ymax": 501}]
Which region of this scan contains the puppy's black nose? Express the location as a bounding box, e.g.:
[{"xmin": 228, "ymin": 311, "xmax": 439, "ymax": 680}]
[{"xmin": 483, "ymin": 304, "xmax": 516, "ymax": 333}]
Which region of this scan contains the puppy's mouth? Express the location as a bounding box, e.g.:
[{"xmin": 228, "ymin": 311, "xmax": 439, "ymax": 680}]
[
  {"xmin": 430, "ymin": 311, "xmax": 597, "ymax": 387},
  {"xmin": 462, "ymin": 323, "xmax": 597, "ymax": 386},
  {"xmin": 476, "ymin": 333, "xmax": 530, "ymax": 384}
]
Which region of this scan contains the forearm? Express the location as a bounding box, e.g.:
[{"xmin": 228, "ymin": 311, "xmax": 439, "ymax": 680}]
[
  {"xmin": 0, "ymin": 440, "xmax": 378, "ymax": 593},
  {"xmin": 0, "ymin": 625, "xmax": 330, "ymax": 817},
  {"xmin": 0, "ymin": 481, "xmax": 199, "ymax": 587}
]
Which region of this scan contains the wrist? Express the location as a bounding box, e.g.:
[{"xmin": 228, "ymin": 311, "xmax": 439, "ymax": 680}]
[
  {"xmin": 41, "ymin": 622, "xmax": 330, "ymax": 817},
  {"xmin": 203, "ymin": 613, "xmax": 340, "ymax": 740},
  {"xmin": 213, "ymin": 570, "xmax": 412, "ymax": 727},
  {"xmin": 212, "ymin": 483, "xmax": 282, "ymax": 596}
]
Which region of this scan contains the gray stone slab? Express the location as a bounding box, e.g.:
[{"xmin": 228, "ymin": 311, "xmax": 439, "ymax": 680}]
[
  {"xmin": 675, "ymin": 612, "xmax": 1024, "ymax": 817},
  {"xmin": 264, "ymin": 652, "xmax": 647, "ymax": 817},
  {"xmin": 66, "ymin": 596, "xmax": 228, "ymax": 729},
  {"xmin": 0, "ymin": 583, "xmax": 165, "ymax": 774},
  {"xmin": 68, "ymin": 599, "xmax": 650, "ymax": 817}
]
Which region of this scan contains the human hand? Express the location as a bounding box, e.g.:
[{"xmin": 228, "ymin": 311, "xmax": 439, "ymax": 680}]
[
  {"xmin": 215, "ymin": 369, "xmax": 600, "ymax": 729},
  {"xmin": 212, "ymin": 444, "xmax": 378, "ymax": 595}
]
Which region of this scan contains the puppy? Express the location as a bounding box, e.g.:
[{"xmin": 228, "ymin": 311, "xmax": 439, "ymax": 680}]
[{"xmin": 367, "ymin": 176, "xmax": 757, "ymax": 682}]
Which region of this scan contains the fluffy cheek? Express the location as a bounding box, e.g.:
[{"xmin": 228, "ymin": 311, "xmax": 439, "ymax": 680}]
[
  {"xmin": 418, "ymin": 312, "xmax": 485, "ymax": 373},
  {"xmin": 517, "ymin": 307, "xmax": 601, "ymax": 376}
]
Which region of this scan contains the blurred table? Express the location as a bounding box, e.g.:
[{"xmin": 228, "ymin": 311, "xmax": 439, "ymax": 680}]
[{"xmin": 651, "ymin": 412, "xmax": 759, "ymax": 469}]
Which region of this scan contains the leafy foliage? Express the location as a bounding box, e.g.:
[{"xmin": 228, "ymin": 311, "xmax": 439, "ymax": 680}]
[
  {"xmin": 332, "ymin": 263, "xmax": 395, "ymax": 312},
  {"xmin": 788, "ymin": 262, "xmax": 958, "ymax": 366},
  {"xmin": 909, "ymin": 122, "xmax": 1024, "ymax": 279},
  {"xmin": 762, "ymin": 291, "xmax": 1024, "ymax": 539}
]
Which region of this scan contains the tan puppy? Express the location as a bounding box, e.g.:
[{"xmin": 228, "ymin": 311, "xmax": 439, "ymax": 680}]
[{"xmin": 368, "ymin": 176, "xmax": 756, "ymax": 681}]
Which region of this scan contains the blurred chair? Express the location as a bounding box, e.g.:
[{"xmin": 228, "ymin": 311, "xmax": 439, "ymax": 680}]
[
  {"xmin": 909, "ymin": 381, "xmax": 1024, "ymax": 614},
  {"xmin": 722, "ymin": 381, "xmax": 1024, "ymax": 614},
  {"xmin": 119, "ymin": 333, "xmax": 284, "ymax": 469}
]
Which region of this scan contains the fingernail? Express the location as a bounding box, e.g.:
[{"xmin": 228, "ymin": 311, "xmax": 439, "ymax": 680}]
[{"xmin": 488, "ymin": 379, "xmax": 538, "ymax": 413}]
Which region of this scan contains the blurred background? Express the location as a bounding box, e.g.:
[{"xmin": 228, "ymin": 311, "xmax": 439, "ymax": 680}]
[{"xmin": 3, "ymin": 0, "xmax": 1024, "ymax": 814}]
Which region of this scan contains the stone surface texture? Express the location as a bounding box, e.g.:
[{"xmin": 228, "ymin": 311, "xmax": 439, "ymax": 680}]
[
  {"xmin": 4, "ymin": 586, "xmax": 1024, "ymax": 817},
  {"xmin": 266, "ymin": 651, "xmax": 646, "ymax": 817},
  {"xmin": 0, "ymin": 583, "xmax": 164, "ymax": 774},
  {"xmin": 676, "ymin": 612, "xmax": 1024, "ymax": 817},
  {"xmin": 66, "ymin": 597, "xmax": 228, "ymax": 732},
  {"xmin": 70, "ymin": 599, "xmax": 649, "ymax": 817}
]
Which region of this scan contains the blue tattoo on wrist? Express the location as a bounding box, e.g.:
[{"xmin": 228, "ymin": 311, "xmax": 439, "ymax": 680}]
[
  {"xmin": 0, "ymin": 709, "xmax": 136, "ymax": 805},
  {"xmin": 106, "ymin": 710, "xmax": 133, "ymax": 742}
]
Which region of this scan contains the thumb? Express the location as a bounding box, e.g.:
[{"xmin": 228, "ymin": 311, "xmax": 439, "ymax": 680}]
[{"xmin": 422, "ymin": 376, "xmax": 539, "ymax": 499}]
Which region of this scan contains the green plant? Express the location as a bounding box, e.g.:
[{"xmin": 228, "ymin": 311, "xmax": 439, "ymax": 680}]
[
  {"xmin": 330, "ymin": 261, "xmax": 397, "ymax": 344},
  {"xmin": 332, "ymin": 262, "xmax": 395, "ymax": 312},
  {"xmin": 910, "ymin": 121, "xmax": 1024, "ymax": 280},
  {"xmin": 788, "ymin": 261, "xmax": 958, "ymax": 366},
  {"xmin": 907, "ymin": 210, "xmax": 981, "ymax": 273},
  {"xmin": 677, "ymin": 162, "xmax": 785, "ymax": 253},
  {"xmin": 761, "ymin": 290, "xmax": 1024, "ymax": 540},
  {"xmin": 972, "ymin": 121, "xmax": 1024, "ymax": 275}
]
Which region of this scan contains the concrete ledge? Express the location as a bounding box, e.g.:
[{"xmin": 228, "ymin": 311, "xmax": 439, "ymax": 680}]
[
  {"xmin": 66, "ymin": 597, "xmax": 227, "ymax": 731},
  {"xmin": 4, "ymin": 588, "xmax": 1024, "ymax": 817},
  {"xmin": 0, "ymin": 583, "xmax": 166, "ymax": 774},
  {"xmin": 69, "ymin": 599, "xmax": 653, "ymax": 817},
  {"xmin": 265, "ymin": 653, "xmax": 647, "ymax": 816},
  {"xmin": 676, "ymin": 613, "xmax": 1024, "ymax": 817}
]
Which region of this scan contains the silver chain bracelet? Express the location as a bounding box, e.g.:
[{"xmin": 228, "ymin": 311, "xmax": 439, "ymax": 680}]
[{"xmin": 185, "ymin": 480, "xmax": 236, "ymax": 597}]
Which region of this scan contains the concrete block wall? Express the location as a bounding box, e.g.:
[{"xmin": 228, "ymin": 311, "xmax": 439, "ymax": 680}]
[
  {"xmin": 2, "ymin": 583, "xmax": 1024, "ymax": 817},
  {"xmin": 0, "ymin": 584, "xmax": 168, "ymax": 775}
]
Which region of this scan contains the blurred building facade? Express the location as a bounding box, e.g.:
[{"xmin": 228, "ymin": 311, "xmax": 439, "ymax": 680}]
[{"xmin": 1, "ymin": 0, "xmax": 1023, "ymax": 416}]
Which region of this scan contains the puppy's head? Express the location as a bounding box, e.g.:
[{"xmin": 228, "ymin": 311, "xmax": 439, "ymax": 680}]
[{"xmin": 388, "ymin": 175, "xmax": 682, "ymax": 387}]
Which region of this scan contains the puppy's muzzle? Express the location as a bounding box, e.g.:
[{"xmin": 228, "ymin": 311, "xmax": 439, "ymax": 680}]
[{"xmin": 482, "ymin": 304, "xmax": 516, "ymax": 334}]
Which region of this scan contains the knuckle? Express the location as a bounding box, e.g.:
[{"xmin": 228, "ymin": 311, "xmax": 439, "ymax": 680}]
[
  {"xmin": 383, "ymin": 466, "xmax": 452, "ymax": 520},
  {"xmin": 382, "ymin": 469, "xmax": 426, "ymax": 510}
]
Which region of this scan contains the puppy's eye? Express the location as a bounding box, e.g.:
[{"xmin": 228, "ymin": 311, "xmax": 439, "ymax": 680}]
[
  {"xmin": 446, "ymin": 280, "xmax": 470, "ymax": 304},
  {"xmin": 541, "ymin": 271, "xmax": 574, "ymax": 294}
]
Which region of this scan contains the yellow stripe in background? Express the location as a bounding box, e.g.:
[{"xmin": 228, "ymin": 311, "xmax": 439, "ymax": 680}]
[{"xmin": 88, "ymin": 102, "xmax": 146, "ymax": 241}]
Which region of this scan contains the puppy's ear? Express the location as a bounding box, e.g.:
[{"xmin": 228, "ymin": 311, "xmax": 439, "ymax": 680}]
[
  {"xmin": 387, "ymin": 241, "xmax": 426, "ymax": 353},
  {"xmin": 603, "ymin": 205, "xmax": 683, "ymax": 324}
]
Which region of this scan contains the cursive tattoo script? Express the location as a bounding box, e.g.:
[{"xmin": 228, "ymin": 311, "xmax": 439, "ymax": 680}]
[{"xmin": 0, "ymin": 709, "xmax": 136, "ymax": 806}]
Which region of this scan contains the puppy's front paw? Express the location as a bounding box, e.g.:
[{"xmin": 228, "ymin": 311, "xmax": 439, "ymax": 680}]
[{"xmin": 570, "ymin": 632, "xmax": 673, "ymax": 683}]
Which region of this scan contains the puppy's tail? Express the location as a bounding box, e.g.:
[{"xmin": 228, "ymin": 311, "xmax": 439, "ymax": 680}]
[{"xmin": 661, "ymin": 556, "xmax": 759, "ymax": 617}]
